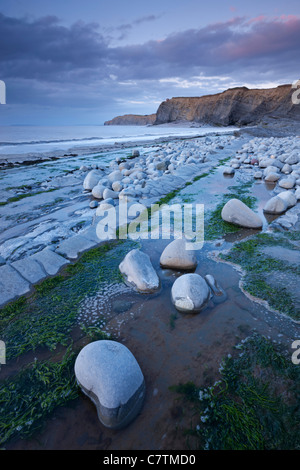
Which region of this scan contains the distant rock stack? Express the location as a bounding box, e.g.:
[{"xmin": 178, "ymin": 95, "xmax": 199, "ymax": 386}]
[{"xmin": 104, "ymin": 114, "xmax": 156, "ymax": 126}]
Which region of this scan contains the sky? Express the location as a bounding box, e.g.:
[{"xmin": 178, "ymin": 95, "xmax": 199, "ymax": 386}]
[{"xmin": 0, "ymin": 0, "xmax": 299, "ymax": 125}]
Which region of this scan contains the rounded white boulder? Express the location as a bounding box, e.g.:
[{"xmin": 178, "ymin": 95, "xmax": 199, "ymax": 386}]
[
  {"xmin": 92, "ymin": 184, "xmax": 106, "ymax": 199},
  {"xmin": 278, "ymin": 178, "xmax": 295, "ymax": 189},
  {"xmin": 103, "ymin": 187, "xmax": 119, "ymax": 199},
  {"xmin": 277, "ymin": 190, "xmax": 297, "ymax": 208},
  {"xmin": 264, "ymin": 172, "xmax": 280, "ymax": 182},
  {"xmin": 160, "ymin": 238, "xmax": 197, "ymax": 270},
  {"xmin": 119, "ymin": 249, "xmax": 160, "ymax": 293},
  {"xmin": 83, "ymin": 170, "xmax": 103, "ymax": 191},
  {"xmin": 263, "ymin": 196, "xmax": 288, "ymax": 214},
  {"xmin": 171, "ymin": 273, "xmax": 211, "ymax": 313},
  {"xmin": 108, "ymin": 170, "xmax": 123, "ymax": 183},
  {"xmin": 221, "ymin": 198, "xmax": 263, "ymax": 229},
  {"xmin": 74, "ymin": 340, "xmax": 145, "ymax": 430}
]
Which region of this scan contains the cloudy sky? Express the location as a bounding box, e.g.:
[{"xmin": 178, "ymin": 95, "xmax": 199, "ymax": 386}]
[{"xmin": 0, "ymin": 0, "xmax": 299, "ymax": 125}]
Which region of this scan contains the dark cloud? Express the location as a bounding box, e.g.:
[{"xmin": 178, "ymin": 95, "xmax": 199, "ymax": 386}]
[
  {"xmin": 1, "ymin": 12, "xmax": 299, "ymax": 113},
  {"xmin": 111, "ymin": 15, "xmax": 300, "ymax": 80},
  {"xmin": 0, "ymin": 13, "xmax": 109, "ymax": 79},
  {"xmin": 133, "ymin": 14, "xmax": 163, "ymax": 25},
  {"xmin": 1, "ymin": 13, "xmax": 299, "ymax": 81},
  {"xmin": 109, "ymin": 13, "xmax": 164, "ymax": 41}
]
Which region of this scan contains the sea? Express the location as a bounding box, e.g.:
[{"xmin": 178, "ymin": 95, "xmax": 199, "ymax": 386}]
[{"xmin": 0, "ymin": 124, "xmax": 236, "ymax": 157}]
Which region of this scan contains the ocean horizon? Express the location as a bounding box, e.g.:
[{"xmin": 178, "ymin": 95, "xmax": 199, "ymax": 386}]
[{"xmin": 0, "ymin": 124, "xmax": 237, "ymax": 157}]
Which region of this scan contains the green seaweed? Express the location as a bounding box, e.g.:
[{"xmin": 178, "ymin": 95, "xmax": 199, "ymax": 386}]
[
  {"xmin": 0, "ymin": 188, "xmax": 57, "ymax": 207},
  {"xmin": 219, "ymin": 232, "xmax": 300, "ymax": 320},
  {"xmin": 192, "ymin": 172, "xmax": 209, "ymax": 182},
  {"xmin": 204, "ymin": 181, "xmax": 257, "ymax": 240},
  {"xmin": 0, "ymin": 240, "xmax": 136, "ymax": 361},
  {"xmin": 0, "ymin": 346, "xmax": 78, "ymax": 446},
  {"xmin": 171, "ymin": 334, "xmax": 300, "ymax": 450}
]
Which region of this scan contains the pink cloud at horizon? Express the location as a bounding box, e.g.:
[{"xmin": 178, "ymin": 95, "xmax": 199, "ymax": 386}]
[
  {"xmin": 248, "ymin": 13, "xmax": 299, "ymax": 24},
  {"xmin": 217, "ymin": 15, "xmax": 300, "ymax": 61}
]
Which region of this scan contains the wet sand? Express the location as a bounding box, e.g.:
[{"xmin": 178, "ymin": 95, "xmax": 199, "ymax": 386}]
[{"xmin": 6, "ymin": 235, "xmax": 299, "ymax": 451}]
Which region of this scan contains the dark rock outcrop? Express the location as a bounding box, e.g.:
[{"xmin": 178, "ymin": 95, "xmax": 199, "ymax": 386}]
[
  {"xmin": 104, "ymin": 114, "xmax": 156, "ymax": 126},
  {"xmin": 154, "ymin": 85, "xmax": 300, "ymax": 126}
]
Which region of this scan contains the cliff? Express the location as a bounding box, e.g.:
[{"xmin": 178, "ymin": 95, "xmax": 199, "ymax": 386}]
[
  {"xmin": 104, "ymin": 113, "xmax": 156, "ymax": 126},
  {"xmin": 154, "ymin": 85, "xmax": 300, "ymax": 126}
]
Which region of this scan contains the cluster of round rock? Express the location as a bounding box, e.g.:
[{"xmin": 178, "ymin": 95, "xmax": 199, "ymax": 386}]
[
  {"xmin": 74, "ymin": 238, "xmax": 226, "ymax": 431},
  {"xmin": 82, "ymin": 146, "xmax": 205, "ymax": 210},
  {"xmin": 82, "ymin": 135, "xmax": 236, "ymax": 210},
  {"xmin": 224, "ymin": 136, "xmax": 300, "ymax": 215},
  {"xmin": 118, "ymin": 238, "xmax": 226, "ymax": 310}
]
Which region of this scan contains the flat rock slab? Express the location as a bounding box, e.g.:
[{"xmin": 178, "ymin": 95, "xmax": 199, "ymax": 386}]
[
  {"xmin": 80, "ymin": 226, "xmax": 102, "ymax": 244},
  {"xmin": 262, "ymin": 246, "xmax": 300, "ymax": 265},
  {"xmin": 11, "ymin": 258, "xmax": 48, "ymax": 284},
  {"xmin": 55, "ymin": 234, "xmax": 97, "ymax": 260},
  {"xmin": 31, "ymin": 248, "xmax": 70, "ymax": 276},
  {"xmin": 270, "ymin": 205, "xmax": 300, "ymax": 231},
  {"xmin": 0, "ymin": 264, "xmax": 31, "ymax": 307}
]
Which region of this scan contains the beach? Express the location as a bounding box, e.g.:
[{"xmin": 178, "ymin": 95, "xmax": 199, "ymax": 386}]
[{"xmin": 0, "ymin": 122, "xmax": 300, "ymax": 450}]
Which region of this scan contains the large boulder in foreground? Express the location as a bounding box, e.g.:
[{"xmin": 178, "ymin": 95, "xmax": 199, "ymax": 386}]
[
  {"xmin": 74, "ymin": 340, "xmax": 145, "ymax": 430},
  {"xmin": 221, "ymin": 198, "xmax": 263, "ymax": 229},
  {"xmin": 160, "ymin": 238, "xmax": 197, "ymax": 270},
  {"xmin": 119, "ymin": 249, "xmax": 160, "ymax": 293},
  {"xmin": 171, "ymin": 273, "xmax": 211, "ymax": 313}
]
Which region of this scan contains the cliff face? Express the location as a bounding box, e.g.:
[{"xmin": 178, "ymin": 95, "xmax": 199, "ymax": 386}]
[
  {"xmin": 154, "ymin": 85, "xmax": 300, "ymax": 126},
  {"xmin": 104, "ymin": 114, "xmax": 156, "ymax": 126}
]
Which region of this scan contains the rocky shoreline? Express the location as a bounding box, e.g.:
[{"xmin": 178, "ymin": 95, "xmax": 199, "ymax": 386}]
[
  {"xmin": 1, "ymin": 119, "xmax": 300, "ymax": 450},
  {"xmin": 0, "ymin": 123, "xmax": 299, "ymax": 308},
  {"xmin": 0, "ymin": 117, "xmax": 298, "ymax": 170},
  {"xmin": 0, "ymin": 129, "xmax": 239, "ymax": 307},
  {"xmin": 0, "ymin": 127, "xmax": 226, "ymax": 170}
]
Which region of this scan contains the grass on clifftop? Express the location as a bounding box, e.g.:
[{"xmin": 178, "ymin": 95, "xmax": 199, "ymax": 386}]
[{"xmin": 171, "ymin": 333, "xmax": 300, "ymax": 450}]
